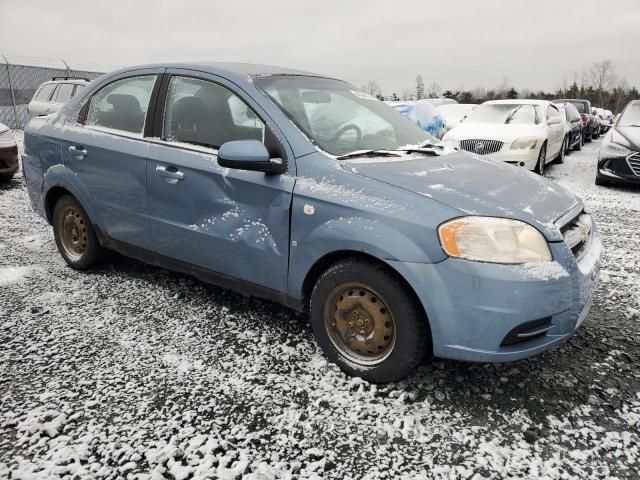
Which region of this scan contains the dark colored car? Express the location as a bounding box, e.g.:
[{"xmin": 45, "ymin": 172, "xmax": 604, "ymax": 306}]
[
  {"xmin": 554, "ymin": 101, "xmax": 583, "ymax": 153},
  {"xmin": 0, "ymin": 123, "xmax": 19, "ymax": 183},
  {"xmin": 554, "ymin": 99, "xmax": 599, "ymax": 142},
  {"xmin": 596, "ymin": 100, "xmax": 640, "ymax": 187}
]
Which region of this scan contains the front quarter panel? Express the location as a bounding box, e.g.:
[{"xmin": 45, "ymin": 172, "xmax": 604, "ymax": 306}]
[{"xmin": 288, "ymin": 152, "xmax": 461, "ymax": 299}]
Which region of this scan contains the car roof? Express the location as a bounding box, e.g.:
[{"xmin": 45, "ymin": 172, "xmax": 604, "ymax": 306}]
[
  {"xmin": 484, "ymin": 99, "xmax": 552, "ymax": 106},
  {"xmin": 43, "ymin": 78, "xmax": 90, "ymax": 86},
  {"xmin": 112, "ymin": 62, "xmax": 333, "ymax": 82}
]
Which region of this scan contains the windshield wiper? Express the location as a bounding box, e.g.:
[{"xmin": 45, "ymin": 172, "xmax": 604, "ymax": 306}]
[{"xmin": 336, "ymin": 149, "xmax": 402, "ymax": 160}]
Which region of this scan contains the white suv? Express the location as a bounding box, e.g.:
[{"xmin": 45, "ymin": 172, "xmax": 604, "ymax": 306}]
[{"xmin": 27, "ymin": 78, "xmax": 90, "ymax": 119}]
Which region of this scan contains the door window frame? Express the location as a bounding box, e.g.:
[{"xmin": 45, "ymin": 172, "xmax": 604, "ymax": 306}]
[
  {"xmin": 150, "ymin": 73, "xmax": 267, "ymax": 153},
  {"xmin": 76, "ymin": 69, "xmax": 164, "ymax": 140}
]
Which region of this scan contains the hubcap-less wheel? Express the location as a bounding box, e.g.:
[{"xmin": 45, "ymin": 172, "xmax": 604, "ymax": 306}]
[
  {"xmin": 59, "ymin": 207, "xmax": 87, "ymax": 261},
  {"xmin": 324, "ymin": 283, "xmax": 396, "ymax": 365}
]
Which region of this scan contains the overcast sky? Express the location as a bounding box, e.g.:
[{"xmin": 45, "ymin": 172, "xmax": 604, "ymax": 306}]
[{"xmin": 2, "ymin": 0, "xmax": 639, "ymax": 96}]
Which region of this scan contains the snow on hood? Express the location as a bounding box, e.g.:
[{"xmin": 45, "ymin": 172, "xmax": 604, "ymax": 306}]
[
  {"xmin": 342, "ymin": 151, "xmax": 580, "ymax": 241},
  {"xmin": 444, "ymin": 122, "xmax": 545, "ymax": 143}
]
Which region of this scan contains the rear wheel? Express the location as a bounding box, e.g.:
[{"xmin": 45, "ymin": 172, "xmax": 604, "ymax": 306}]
[
  {"xmin": 592, "ymin": 128, "xmax": 599, "ymax": 140},
  {"xmin": 0, "ymin": 174, "xmax": 14, "ymax": 184},
  {"xmin": 53, "ymin": 195, "xmax": 105, "ymax": 269},
  {"xmin": 535, "ymin": 143, "xmax": 547, "ymax": 175},
  {"xmin": 558, "ymin": 138, "xmax": 567, "ymax": 163},
  {"xmin": 310, "ymin": 259, "xmax": 429, "ymax": 382},
  {"xmin": 575, "ymin": 133, "xmax": 583, "ymax": 151}
]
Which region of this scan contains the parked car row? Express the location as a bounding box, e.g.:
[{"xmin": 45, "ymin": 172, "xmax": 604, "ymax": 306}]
[{"xmin": 22, "ymin": 62, "xmax": 602, "ymax": 381}]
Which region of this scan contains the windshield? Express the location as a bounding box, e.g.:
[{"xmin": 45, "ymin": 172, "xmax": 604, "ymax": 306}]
[
  {"xmin": 567, "ymin": 101, "xmax": 587, "ymax": 114},
  {"xmin": 438, "ymin": 104, "xmax": 475, "ymax": 119},
  {"xmin": 618, "ymin": 103, "xmax": 640, "ymax": 127},
  {"xmin": 254, "ymin": 75, "xmax": 433, "ymax": 156},
  {"xmin": 465, "ymin": 103, "xmax": 540, "ymax": 125}
]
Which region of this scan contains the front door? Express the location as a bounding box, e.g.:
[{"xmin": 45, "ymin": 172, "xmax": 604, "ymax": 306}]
[
  {"xmin": 61, "ymin": 71, "xmax": 161, "ymax": 249},
  {"xmin": 145, "ymin": 73, "xmax": 294, "ymax": 293}
]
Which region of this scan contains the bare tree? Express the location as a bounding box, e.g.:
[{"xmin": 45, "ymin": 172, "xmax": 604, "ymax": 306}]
[
  {"xmin": 415, "ymin": 75, "xmax": 425, "ymax": 100},
  {"xmin": 427, "ymin": 82, "xmax": 441, "ymax": 98},
  {"xmin": 362, "ymin": 80, "xmax": 382, "ymax": 98},
  {"xmin": 590, "ymin": 60, "xmax": 616, "ymax": 106}
]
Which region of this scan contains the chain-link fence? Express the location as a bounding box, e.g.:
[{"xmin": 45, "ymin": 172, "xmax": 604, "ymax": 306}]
[{"xmin": 0, "ymin": 55, "xmax": 116, "ymax": 129}]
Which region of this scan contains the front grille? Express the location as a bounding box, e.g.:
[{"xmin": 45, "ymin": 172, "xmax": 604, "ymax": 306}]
[
  {"xmin": 560, "ymin": 211, "xmax": 593, "ymax": 259},
  {"xmin": 627, "ymin": 153, "xmax": 640, "ymax": 176},
  {"xmin": 459, "ymin": 139, "xmax": 504, "ymax": 155}
]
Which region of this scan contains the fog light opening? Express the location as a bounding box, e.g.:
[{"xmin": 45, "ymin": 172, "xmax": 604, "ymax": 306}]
[{"xmin": 519, "ymin": 162, "xmax": 525, "ymax": 167}]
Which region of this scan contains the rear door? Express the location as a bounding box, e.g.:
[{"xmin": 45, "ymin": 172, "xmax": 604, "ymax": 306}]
[
  {"xmin": 546, "ymin": 104, "xmax": 565, "ymax": 157},
  {"xmin": 60, "ymin": 69, "xmax": 163, "ymax": 249},
  {"xmin": 145, "ymin": 70, "xmax": 295, "ymax": 292}
]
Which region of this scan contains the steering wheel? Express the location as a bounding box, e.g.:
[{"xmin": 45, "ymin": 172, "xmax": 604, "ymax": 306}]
[{"xmin": 330, "ymin": 124, "xmax": 362, "ymax": 146}]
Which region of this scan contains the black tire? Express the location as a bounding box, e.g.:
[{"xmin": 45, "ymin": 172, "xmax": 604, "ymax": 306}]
[
  {"xmin": 535, "ymin": 143, "xmax": 547, "ymax": 175},
  {"xmin": 592, "ymin": 129, "xmax": 599, "ymax": 140},
  {"xmin": 0, "ymin": 174, "xmax": 14, "ymax": 184},
  {"xmin": 595, "ymin": 176, "xmax": 610, "ymax": 187},
  {"xmin": 52, "ymin": 194, "xmax": 105, "ymax": 270},
  {"xmin": 558, "ymin": 138, "xmax": 566, "ymax": 163},
  {"xmin": 574, "ymin": 133, "xmax": 583, "ymax": 151},
  {"xmin": 584, "ymin": 131, "xmax": 592, "ymax": 143},
  {"xmin": 310, "ymin": 259, "xmax": 429, "ymax": 382},
  {"xmin": 564, "ymin": 136, "xmax": 571, "ymax": 157}
]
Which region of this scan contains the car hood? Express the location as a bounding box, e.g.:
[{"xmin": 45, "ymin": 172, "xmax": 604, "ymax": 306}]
[
  {"xmin": 613, "ymin": 126, "xmax": 640, "ymax": 150},
  {"xmin": 343, "ymin": 151, "xmax": 580, "ymax": 241},
  {"xmin": 444, "ymin": 123, "xmax": 544, "ymax": 143}
]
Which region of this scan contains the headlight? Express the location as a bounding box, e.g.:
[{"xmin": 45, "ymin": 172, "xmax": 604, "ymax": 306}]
[
  {"xmin": 510, "ymin": 137, "xmax": 539, "ymax": 150},
  {"xmin": 438, "ymin": 216, "xmax": 552, "ymax": 263},
  {"xmin": 599, "ymin": 137, "xmax": 632, "ymax": 160}
]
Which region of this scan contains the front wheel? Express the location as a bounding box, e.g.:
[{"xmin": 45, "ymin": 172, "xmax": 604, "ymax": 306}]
[
  {"xmin": 575, "ymin": 133, "xmax": 583, "ymax": 151},
  {"xmin": 0, "ymin": 174, "xmax": 14, "ymax": 184},
  {"xmin": 535, "ymin": 143, "xmax": 547, "ymax": 175},
  {"xmin": 310, "ymin": 259, "xmax": 429, "ymax": 382},
  {"xmin": 53, "ymin": 195, "xmax": 106, "ymax": 269}
]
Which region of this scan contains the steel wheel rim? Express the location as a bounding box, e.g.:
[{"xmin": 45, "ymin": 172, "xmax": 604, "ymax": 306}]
[
  {"xmin": 59, "ymin": 206, "xmax": 87, "ymax": 261},
  {"xmin": 324, "ymin": 283, "xmax": 396, "ymax": 365}
]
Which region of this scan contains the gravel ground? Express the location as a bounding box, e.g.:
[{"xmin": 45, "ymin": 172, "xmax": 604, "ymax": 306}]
[{"xmin": 0, "ymin": 131, "xmax": 639, "ymax": 480}]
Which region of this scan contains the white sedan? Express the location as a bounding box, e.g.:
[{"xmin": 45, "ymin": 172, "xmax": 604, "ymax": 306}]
[{"xmin": 442, "ymin": 100, "xmax": 566, "ymax": 175}]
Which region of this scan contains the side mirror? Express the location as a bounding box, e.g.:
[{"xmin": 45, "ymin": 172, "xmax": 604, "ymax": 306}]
[
  {"xmin": 548, "ymin": 117, "xmax": 562, "ymax": 125},
  {"xmin": 217, "ymin": 140, "xmax": 285, "ymax": 174}
]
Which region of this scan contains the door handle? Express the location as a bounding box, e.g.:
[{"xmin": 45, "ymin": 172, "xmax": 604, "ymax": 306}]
[
  {"xmin": 155, "ymin": 165, "xmax": 184, "ymax": 181},
  {"xmin": 69, "ymin": 145, "xmax": 88, "ymax": 159}
]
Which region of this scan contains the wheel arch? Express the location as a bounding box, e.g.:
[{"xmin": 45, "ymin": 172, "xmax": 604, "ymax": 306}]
[{"xmin": 300, "ymin": 250, "xmax": 433, "ymax": 345}]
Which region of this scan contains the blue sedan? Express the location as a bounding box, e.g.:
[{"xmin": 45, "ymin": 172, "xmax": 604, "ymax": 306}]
[{"xmin": 22, "ymin": 63, "xmax": 601, "ymax": 382}]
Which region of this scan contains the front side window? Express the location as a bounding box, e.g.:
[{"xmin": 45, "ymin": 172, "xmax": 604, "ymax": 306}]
[
  {"xmin": 54, "ymin": 83, "xmax": 74, "ymax": 103},
  {"xmin": 548, "ymin": 105, "xmax": 561, "ymax": 122},
  {"xmin": 162, "ymin": 76, "xmax": 264, "ymax": 149},
  {"xmin": 35, "ymin": 83, "xmax": 56, "ymax": 101},
  {"xmin": 254, "ymin": 75, "xmax": 432, "ymax": 156},
  {"xmin": 86, "ymin": 76, "xmax": 156, "ymax": 135}
]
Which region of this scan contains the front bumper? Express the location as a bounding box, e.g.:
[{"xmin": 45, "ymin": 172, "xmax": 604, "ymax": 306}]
[
  {"xmin": 597, "ymin": 155, "xmax": 640, "ymax": 185},
  {"xmin": 387, "ymin": 221, "xmax": 602, "ymax": 362},
  {"xmin": 0, "ymin": 145, "xmax": 19, "ymax": 175},
  {"xmin": 487, "ymin": 146, "xmax": 541, "ymax": 171}
]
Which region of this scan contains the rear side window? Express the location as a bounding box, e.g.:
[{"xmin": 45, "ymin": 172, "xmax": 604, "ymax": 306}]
[
  {"xmin": 71, "ymin": 84, "xmax": 85, "ymax": 98},
  {"xmin": 34, "ymin": 83, "xmax": 56, "ymax": 101},
  {"xmin": 162, "ymin": 76, "xmax": 264, "ymax": 149},
  {"xmin": 54, "ymin": 83, "xmax": 75, "ymax": 103},
  {"xmin": 86, "ymin": 76, "xmax": 156, "ymax": 135}
]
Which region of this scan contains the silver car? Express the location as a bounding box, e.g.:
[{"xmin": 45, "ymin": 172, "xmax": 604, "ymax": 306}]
[{"xmin": 27, "ymin": 78, "xmax": 89, "ymax": 119}]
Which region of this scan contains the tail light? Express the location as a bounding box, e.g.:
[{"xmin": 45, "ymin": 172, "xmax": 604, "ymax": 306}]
[{"xmin": 580, "ymin": 114, "xmax": 588, "ymax": 125}]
